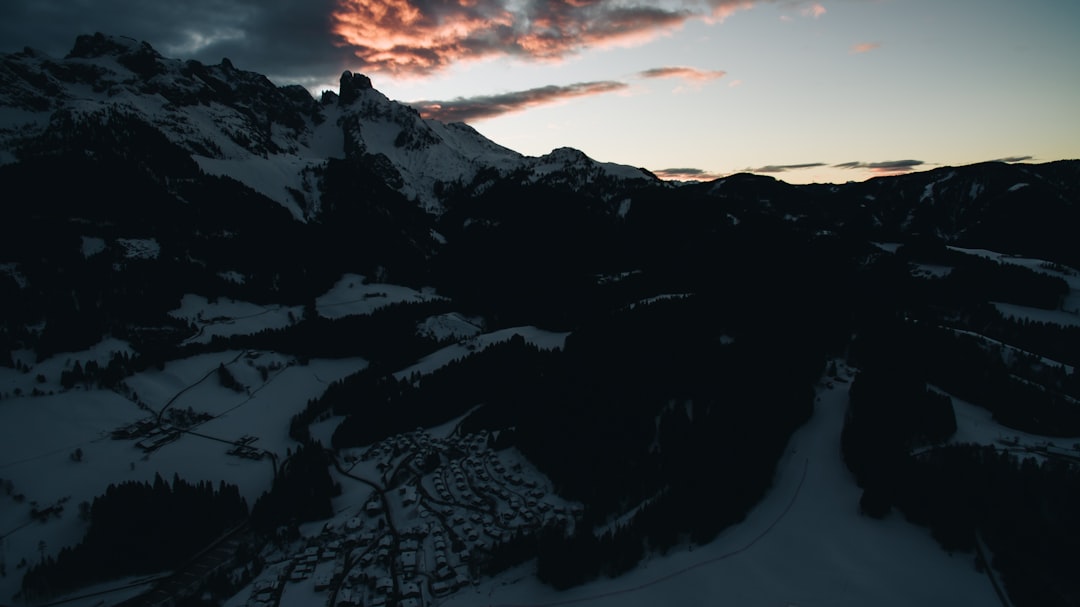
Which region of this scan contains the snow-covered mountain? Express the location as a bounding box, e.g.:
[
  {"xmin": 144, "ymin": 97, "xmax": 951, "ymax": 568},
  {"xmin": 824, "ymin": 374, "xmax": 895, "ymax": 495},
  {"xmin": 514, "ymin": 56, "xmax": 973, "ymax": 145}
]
[{"xmin": 0, "ymin": 33, "xmax": 655, "ymax": 218}]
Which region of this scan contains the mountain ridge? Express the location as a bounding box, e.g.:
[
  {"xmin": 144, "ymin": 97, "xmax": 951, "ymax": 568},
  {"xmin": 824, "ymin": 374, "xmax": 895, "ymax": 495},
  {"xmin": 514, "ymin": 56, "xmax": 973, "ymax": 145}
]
[{"xmin": 0, "ymin": 33, "xmax": 656, "ymax": 217}]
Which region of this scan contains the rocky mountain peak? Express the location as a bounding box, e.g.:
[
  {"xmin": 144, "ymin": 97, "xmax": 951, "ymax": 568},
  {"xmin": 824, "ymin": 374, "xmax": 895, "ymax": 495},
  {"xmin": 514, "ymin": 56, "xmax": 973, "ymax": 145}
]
[
  {"xmin": 338, "ymin": 70, "xmax": 373, "ymax": 106},
  {"xmin": 66, "ymin": 33, "xmax": 160, "ymax": 60}
]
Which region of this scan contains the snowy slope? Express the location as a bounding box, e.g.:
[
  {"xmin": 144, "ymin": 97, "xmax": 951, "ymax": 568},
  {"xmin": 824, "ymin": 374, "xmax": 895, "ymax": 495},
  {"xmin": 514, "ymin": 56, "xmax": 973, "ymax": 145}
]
[
  {"xmin": 442, "ymin": 362, "xmax": 1000, "ymax": 607},
  {"xmin": 0, "ymin": 35, "xmax": 654, "ymax": 218},
  {"xmin": 0, "ymin": 352, "xmax": 366, "ymax": 603}
]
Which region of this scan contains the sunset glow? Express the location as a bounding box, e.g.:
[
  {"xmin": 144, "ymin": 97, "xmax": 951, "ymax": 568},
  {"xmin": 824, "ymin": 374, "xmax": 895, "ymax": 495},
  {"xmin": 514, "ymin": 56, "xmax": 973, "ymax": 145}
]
[{"xmin": 2, "ymin": 0, "xmax": 1077, "ymax": 184}]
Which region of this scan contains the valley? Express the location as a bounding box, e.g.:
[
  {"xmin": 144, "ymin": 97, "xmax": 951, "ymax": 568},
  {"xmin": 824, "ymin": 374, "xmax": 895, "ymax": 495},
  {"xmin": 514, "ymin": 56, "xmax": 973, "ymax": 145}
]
[{"xmin": 2, "ymin": 34, "xmax": 1080, "ymax": 607}]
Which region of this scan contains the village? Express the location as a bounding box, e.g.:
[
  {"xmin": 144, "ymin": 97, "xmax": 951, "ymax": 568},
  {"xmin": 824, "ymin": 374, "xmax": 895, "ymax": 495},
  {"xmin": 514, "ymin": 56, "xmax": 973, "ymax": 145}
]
[{"xmin": 247, "ymin": 427, "xmax": 581, "ymax": 607}]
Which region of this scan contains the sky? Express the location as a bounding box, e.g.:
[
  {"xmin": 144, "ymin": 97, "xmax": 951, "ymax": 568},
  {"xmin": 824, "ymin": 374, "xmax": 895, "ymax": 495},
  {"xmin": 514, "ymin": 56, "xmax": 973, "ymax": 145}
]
[{"xmin": 1, "ymin": 0, "xmax": 1078, "ymax": 184}]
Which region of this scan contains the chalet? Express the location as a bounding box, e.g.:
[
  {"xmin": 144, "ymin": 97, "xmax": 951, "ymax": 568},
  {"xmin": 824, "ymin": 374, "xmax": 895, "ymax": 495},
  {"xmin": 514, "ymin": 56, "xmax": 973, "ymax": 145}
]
[
  {"xmin": 400, "ymin": 550, "xmax": 418, "ymax": 573},
  {"xmin": 253, "ymin": 580, "xmax": 280, "ymax": 596},
  {"xmin": 375, "ymin": 577, "xmax": 394, "ymax": 595},
  {"xmin": 431, "ymin": 580, "xmax": 455, "ymax": 596},
  {"xmin": 401, "ymin": 582, "xmax": 421, "ymax": 598},
  {"xmin": 288, "ymin": 569, "xmax": 308, "ymax": 583},
  {"xmin": 313, "ymin": 574, "xmax": 332, "ymax": 591},
  {"xmin": 335, "ymin": 589, "xmax": 357, "ymax": 607}
]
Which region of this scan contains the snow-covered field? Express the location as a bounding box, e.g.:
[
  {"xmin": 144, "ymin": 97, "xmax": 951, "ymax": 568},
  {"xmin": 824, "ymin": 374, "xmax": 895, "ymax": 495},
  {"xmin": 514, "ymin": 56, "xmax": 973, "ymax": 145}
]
[
  {"xmin": 316, "ymin": 274, "xmax": 442, "ymax": 320},
  {"xmin": 950, "ymin": 246, "xmax": 1080, "ymax": 314},
  {"xmin": 170, "ymin": 294, "xmax": 303, "ymax": 344},
  {"xmin": 991, "ymin": 301, "xmax": 1080, "ymax": 327},
  {"xmin": 937, "ymin": 385, "xmax": 1080, "ymax": 455},
  {"xmin": 0, "ymin": 352, "xmax": 366, "ymax": 603},
  {"xmin": 393, "ymin": 327, "xmax": 570, "ymax": 380},
  {"xmin": 0, "ymin": 337, "xmax": 134, "ymax": 399},
  {"xmin": 442, "ymin": 363, "xmax": 1000, "ymax": 607}
]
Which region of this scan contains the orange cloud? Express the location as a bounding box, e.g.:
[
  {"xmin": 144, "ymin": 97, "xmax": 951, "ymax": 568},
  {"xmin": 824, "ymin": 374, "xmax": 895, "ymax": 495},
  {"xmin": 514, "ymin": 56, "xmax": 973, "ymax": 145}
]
[
  {"xmin": 411, "ymin": 80, "xmax": 629, "ymax": 122},
  {"xmin": 332, "ymin": 0, "xmax": 762, "ymax": 76},
  {"xmin": 850, "ymin": 42, "xmax": 881, "ymax": 54},
  {"xmin": 802, "ymin": 3, "xmax": 826, "ymax": 19},
  {"xmin": 638, "ymin": 66, "xmax": 727, "ymax": 82}
]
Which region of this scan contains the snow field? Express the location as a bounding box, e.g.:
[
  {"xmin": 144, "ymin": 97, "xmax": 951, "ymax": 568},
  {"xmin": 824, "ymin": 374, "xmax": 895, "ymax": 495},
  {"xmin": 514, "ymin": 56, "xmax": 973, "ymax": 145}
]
[
  {"xmin": 441, "ymin": 362, "xmax": 1000, "ymax": 607},
  {"xmin": 169, "ymin": 294, "xmax": 304, "ymax": 344},
  {"xmin": 393, "ymin": 327, "xmax": 570, "ymax": 381},
  {"xmin": 316, "ymin": 274, "xmax": 442, "ymax": 320},
  {"xmin": 0, "ymin": 353, "xmax": 366, "ymax": 603}
]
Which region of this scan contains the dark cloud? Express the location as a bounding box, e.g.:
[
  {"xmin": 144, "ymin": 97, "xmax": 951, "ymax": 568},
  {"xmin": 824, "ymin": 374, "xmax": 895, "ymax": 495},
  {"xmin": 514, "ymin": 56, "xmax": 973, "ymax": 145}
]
[
  {"xmin": 638, "ymin": 66, "xmax": 727, "ymax": 82},
  {"xmin": 747, "ymin": 162, "xmax": 826, "ymax": 173},
  {"xmin": 0, "ymin": 0, "xmax": 352, "ymax": 88},
  {"xmin": 0, "ymin": 1, "xmax": 764, "ymax": 82},
  {"xmin": 991, "ymin": 155, "xmax": 1033, "ymax": 163},
  {"xmin": 653, "ymin": 167, "xmax": 725, "ymax": 181},
  {"xmin": 834, "ymin": 159, "xmax": 924, "ymax": 174},
  {"xmin": 411, "ymin": 81, "xmax": 628, "ymax": 123}
]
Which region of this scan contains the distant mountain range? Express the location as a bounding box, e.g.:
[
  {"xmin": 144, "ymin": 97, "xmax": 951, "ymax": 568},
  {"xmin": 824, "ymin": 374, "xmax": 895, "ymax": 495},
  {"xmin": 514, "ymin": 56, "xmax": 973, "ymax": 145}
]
[{"xmin": 2, "ymin": 33, "xmax": 1080, "ymax": 607}]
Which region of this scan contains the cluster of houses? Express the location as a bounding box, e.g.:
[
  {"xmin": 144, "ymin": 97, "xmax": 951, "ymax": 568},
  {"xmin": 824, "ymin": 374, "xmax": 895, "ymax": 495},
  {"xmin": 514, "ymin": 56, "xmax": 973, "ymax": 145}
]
[
  {"xmin": 111, "ymin": 417, "xmax": 182, "ymax": 453},
  {"xmin": 253, "ymin": 427, "xmax": 580, "ymax": 607},
  {"xmin": 226, "ymin": 434, "xmax": 265, "ymax": 460},
  {"xmin": 997, "ymin": 434, "xmax": 1080, "ymax": 462}
]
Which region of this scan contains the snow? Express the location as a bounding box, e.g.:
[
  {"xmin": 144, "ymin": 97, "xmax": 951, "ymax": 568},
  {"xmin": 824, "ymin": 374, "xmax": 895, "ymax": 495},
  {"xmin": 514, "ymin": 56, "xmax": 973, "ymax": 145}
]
[
  {"xmin": 169, "ymin": 294, "xmax": 302, "ymax": 344},
  {"xmin": 217, "ymin": 270, "xmax": 246, "ymax": 285},
  {"xmin": 920, "ymin": 171, "xmax": 955, "ymax": 203},
  {"xmin": 316, "ymin": 274, "xmax": 442, "ymax": 320},
  {"xmin": 443, "ymin": 362, "xmax": 1000, "ymax": 607},
  {"xmin": 946, "ymin": 326, "xmax": 1074, "ymax": 374},
  {"xmin": 948, "ymin": 246, "xmax": 1080, "ymax": 313},
  {"xmin": 0, "ymin": 352, "xmax": 366, "ymax": 603},
  {"xmin": 0, "ymin": 262, "xmax": 27, "ymax": 288},
  {"xmin": 1008, "ymin": 182, "xmax": 1029, "ymax": 192},
  {"xmin": 625, "ymin": 293, "xmax": 693, "ymax": 310},
  {"xmin": 81, "ymin": 236, "xmax": 106, "ymax": 258},
  {"xmin": 194, "ymin": 154, "xmax": 316, "ymax": 221},
  {"xmin": 596, "ymin": 270, "xmax": 641, "ymax": 285},
  {"xmin": 525, "ymin": 148, "xmax": 648, "ymax": 184},
  {"xmin": 16, "ymin": 574, "xmax": 167, "ymax": 607},
  {"xmin": 991, "ymin": 301, "xmax": 1080, "ymax": 327},
  {"xmin": 969, "ymin": 182, "xmax": 984, "ymax": 199},
  {"xmin": 0, "ymin": 336, "xmax": 134, "ymax": 398},
  {"xmin": 871, "ymin": 242, "xmax": 903, "ymax": 253},
  {"xmin": 617, "ymin": 199, "xmax": 632, "ymax": 218},
  {"xmin": 935, "ymin": 385, "xmax": 1080, "ymax": 452},
  {"xmin": 417, "ymin": 313, "xmax": 484, "ymax": 342},
  {"xmin": 921, "ymin": 182, "xmax": 935, "ymax": 203},
  {"xmin": 393, "ymin": 327, "xmax": 570, "ymax": 380},
  {"xmin": 116, "ymin": 237, "xmax": 160, "ymax": 260},
  {"xmin": 0, "ymin": 107, "xmax": 50, "ymax": 164},
  {"xmin": 911, "ymin": 263, "xmax": 953, "ymax": 278}
]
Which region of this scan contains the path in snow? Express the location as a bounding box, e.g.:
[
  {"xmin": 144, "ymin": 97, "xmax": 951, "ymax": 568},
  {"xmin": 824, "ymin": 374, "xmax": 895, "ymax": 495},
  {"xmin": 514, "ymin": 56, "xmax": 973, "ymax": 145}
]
[{"xmin": 445, "ymin": 362, "xmax": 1000, "ymax": 607}]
